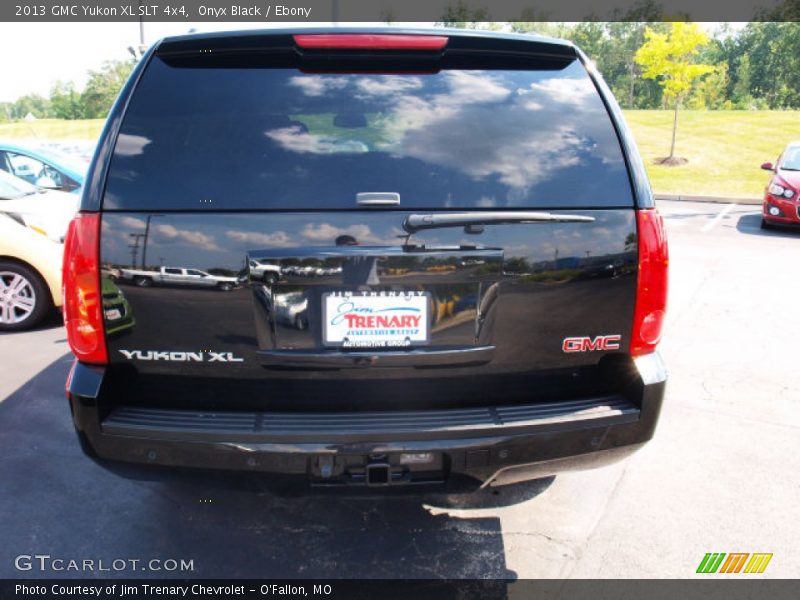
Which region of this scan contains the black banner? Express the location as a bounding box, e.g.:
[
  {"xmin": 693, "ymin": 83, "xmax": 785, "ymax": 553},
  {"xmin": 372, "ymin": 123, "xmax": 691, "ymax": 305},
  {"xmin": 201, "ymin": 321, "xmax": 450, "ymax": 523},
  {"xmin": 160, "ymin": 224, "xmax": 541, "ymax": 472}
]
[
  {"xmin": 1, "ymin": 0, "xmax": 799, "ymax": 23},
  {"xmin": 2, "ymin": 580, "xmax": 800, "ymax": 600}
]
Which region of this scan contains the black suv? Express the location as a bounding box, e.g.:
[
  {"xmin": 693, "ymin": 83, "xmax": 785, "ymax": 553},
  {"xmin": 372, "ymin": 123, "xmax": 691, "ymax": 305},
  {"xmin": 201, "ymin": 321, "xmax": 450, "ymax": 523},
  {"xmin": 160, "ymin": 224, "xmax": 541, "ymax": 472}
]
[{"xmin": 63, "ymin": 28, "xmax": 668, "ymax": 490}]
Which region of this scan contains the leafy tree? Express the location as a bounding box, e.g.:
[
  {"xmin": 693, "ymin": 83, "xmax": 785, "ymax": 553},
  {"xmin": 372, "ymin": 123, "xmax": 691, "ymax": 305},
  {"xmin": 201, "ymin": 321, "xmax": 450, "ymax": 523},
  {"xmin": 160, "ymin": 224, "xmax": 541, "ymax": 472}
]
[
  {"xmin": 764, "ymin": 23, "xmax": 800, "ymax": 108},
  {"xmin": 607, "ymin": 1, "xmax": 665, "ymax": 108},
  {"xmin": 734, "ymin": 23, "xmax": 781, "ymax": 107},
  {"xmin": 81, "ymin": 59, "xmax": 136, "ymax": 119},
  {"xmin": 9, "ymin": 94, "xmax": 52, "ymax": 120},
  {"xmin": 6, "ymin": 59, "xmax": 134, "ymax": 122},
  {"xmin": 437, "ymin": 1, "xmax": 492, "ymax": 28},
  {"xmin": 0, "ymin": 103, "xmax": 11, "ymax": 123},
  {"xmin": 635, "ymin": 22, "xmax": 714, "ymax": 162},
  {"xmin": 503, "ymin": 257, "xmax": 529, "ymax": 274},
  {"xmin": 570, "ymin": 21, "xmax": 610, "ymax": 63},
  {"xmin": 729, "ymin": 22, "xmax": 800, "ymax": 109},
  {"xmin": 689, "ymin": 63, "xmax": 729, "ymax": 109},
  {"xmin": 571, "ymin": 21, "xmax": 665, "ymax": 109},
  {"xmin": 732, "ymin": 54, "xmax": 753, "ymax": 108},
  {"xmin": 758, "ymin": 0, "xmax": 800, "ymax": 20},
  {"xmin": 509, "ymin": 18, "xmax": 572, "ymax": 39},
  {"xmin": 50, "ymin": 81, "xmax": 84, "ymax": 119}
]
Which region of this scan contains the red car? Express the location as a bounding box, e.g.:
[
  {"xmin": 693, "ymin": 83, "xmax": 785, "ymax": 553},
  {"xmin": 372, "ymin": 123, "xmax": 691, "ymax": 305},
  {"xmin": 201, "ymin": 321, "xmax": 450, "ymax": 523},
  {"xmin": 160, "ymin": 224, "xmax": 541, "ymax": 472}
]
[{"xmin": 761, "ymin": 142, "xmax": 800, "ymax": 229}]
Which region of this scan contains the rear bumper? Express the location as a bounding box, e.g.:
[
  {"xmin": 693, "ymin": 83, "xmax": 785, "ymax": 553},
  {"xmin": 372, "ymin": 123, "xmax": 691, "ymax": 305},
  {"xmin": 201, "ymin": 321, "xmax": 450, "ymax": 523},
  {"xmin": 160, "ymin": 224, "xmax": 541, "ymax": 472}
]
[{"xmin": 68, "ymin": 353, "xmax": 666, "ymax": 489}]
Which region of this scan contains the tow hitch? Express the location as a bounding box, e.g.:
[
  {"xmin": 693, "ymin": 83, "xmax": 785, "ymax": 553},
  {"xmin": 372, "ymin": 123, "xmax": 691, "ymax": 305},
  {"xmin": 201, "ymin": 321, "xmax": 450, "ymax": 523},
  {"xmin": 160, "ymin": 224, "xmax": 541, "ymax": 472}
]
[
  {"xmin": 365, "ymin": 463, "xmax": 391, "ymax": 486},
  {"xmin": 309, "ymin": 453, "xmax": 444, "ymax": 487}
]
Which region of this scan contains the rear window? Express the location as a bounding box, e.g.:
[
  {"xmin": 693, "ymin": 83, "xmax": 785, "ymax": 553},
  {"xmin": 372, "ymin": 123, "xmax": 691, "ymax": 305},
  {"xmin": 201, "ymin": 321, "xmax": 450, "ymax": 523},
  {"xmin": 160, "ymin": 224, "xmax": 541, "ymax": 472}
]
[{"xmin": 104, "ymin": 56, "xmax": 633, "ymax": 210}]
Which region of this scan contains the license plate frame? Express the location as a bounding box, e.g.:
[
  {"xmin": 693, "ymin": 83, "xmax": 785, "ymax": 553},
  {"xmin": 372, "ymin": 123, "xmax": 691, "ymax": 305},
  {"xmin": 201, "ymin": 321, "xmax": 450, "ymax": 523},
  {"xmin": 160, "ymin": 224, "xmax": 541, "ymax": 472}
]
[{"xmin": 322, "ymin": 292, "xmax": 430, "ymax": 349}]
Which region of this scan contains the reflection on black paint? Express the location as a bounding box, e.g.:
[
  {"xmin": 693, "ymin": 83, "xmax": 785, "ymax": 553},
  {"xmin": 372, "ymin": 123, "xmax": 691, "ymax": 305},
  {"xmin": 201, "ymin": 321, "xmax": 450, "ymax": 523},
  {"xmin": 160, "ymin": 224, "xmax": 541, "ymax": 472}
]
[
  {"xmin": 105, "ymin": 61, "xmax": 633, "ymax": 211},
  {"xmin": 100, "ymin": 210, "xmax": 637, "ymax": 410}
]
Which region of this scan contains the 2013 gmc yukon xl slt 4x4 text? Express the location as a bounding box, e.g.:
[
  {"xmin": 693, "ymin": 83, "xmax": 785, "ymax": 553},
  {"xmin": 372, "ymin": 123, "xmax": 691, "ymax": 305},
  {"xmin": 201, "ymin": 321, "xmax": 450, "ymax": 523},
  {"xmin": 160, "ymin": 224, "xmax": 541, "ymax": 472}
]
[{"xmin": 63, "ymin": 29, "xmax": 668, "ymax": 490}]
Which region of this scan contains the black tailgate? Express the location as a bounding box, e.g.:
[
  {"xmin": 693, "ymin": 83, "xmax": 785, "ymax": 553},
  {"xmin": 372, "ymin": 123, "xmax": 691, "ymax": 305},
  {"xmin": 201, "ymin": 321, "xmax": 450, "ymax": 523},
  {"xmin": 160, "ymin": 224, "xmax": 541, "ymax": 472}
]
[{"xmin": 96, "ymin": 30, "xmax": 640, "ymax": 411}]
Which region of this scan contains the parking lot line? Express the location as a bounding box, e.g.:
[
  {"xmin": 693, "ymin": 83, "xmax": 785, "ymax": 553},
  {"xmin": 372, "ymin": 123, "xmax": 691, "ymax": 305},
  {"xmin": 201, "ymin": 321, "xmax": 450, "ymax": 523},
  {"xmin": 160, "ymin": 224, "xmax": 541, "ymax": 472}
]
[{"xmin": 701, "ymin": 203, "xmax": 737, "ymax": 232}]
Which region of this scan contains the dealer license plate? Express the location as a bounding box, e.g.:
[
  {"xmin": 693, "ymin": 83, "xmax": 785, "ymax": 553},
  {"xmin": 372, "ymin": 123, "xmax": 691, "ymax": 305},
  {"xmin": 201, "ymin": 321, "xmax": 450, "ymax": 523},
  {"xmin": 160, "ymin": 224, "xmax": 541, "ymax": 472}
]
[
  {"xmin": 104, "ymin": 308, "xmax": 122, "ymax": 320},
  {"xmin": 323, "ymin": 292, "xmax": 430, "ymax": 348}
]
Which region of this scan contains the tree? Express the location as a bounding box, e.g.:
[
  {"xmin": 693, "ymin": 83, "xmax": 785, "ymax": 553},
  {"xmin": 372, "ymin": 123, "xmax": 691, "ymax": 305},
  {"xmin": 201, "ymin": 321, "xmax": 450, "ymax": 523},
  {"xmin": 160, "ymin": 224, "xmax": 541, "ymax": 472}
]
[
  {"xmin": 758, "ymin": 0, "xmax": 800, "ymax": 20},
  {"xmin": 437, "ymin": 0, "xmax": 492, "ymax": 28},
  {"xmin": 732, "ymin": 54, "xmax": 753, "ymax": 108},
  {"xmin": 9, "ymin": 94, "xmax": 52, "ymax": 120},
  {"xmin": 50, "ymin": 81, "xmax": 84, "ymax": 119},
  {"xmin": 509, "ymin": 15, "xmax": 572, "ymax": 39},
  {"xmin": 689, "ymin": 63, "xmax": 729, "ymax": 109},
  {"xmin": 81, "ymin": 59, "xmax": 136, "ymax": 119},
  {"xmin": 635, "ymin": 22, "xmax": 714, "ymax": 163},
  {"xmin": 608, "ymin": 1, "xmax": 666, "ymax": 108},
  {"xmin": 733, "ymin": 23, "xmax": 783, "ymax": 108}
]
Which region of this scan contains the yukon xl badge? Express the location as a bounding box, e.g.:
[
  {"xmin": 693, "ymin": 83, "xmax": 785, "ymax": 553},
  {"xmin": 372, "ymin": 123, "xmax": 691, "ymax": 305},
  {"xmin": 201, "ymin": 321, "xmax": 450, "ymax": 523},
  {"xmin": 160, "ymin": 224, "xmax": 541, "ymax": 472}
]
[
  {"xmin": 119, "ymin": 350, "xmax": 244, "ymax": 362},
  {"xmin": 562, "ymin": 335, "xmax": 621, "ymax": 353}
]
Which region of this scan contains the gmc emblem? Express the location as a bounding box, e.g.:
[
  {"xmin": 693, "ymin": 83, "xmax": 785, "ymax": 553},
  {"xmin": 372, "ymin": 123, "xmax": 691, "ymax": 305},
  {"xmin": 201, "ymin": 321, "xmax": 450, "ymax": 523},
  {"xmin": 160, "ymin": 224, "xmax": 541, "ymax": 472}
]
[{"xmin": 562, "ymin": 335, "xmax": 622, "ymax": 353}]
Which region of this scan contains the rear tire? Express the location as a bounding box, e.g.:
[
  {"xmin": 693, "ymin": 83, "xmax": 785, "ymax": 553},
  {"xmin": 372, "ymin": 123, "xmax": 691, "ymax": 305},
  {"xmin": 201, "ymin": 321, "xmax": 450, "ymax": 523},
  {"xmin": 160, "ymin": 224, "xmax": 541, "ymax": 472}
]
[
  {"xmin": 134, "ymin": 276, "xmax": 152, "ymax": 287},
  {"xmin": 218, "ymin": 282, "xmax": 234, "ymax": 292},
  {"xmin": 0, "ymin": 261, "xmax": 52, "ymax": 331},
  {"xmin": 263, "ymin": 272, "xmax": 278, "ymax": 285}
]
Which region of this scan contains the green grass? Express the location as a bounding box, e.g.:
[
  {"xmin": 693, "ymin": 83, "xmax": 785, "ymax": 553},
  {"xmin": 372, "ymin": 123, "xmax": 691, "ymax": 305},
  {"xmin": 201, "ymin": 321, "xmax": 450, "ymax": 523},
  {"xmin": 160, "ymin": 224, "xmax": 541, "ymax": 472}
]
[
  {"xmin": 2, "ymin": 111, "xmax": 799, "ymax": 198},
  {"xmin": 625, "ymin": 110, "xmax": 800, "ymax": 198},
  {"xmin": 0, "ymin": 119, "xmax": 105, "ymax": 141}
]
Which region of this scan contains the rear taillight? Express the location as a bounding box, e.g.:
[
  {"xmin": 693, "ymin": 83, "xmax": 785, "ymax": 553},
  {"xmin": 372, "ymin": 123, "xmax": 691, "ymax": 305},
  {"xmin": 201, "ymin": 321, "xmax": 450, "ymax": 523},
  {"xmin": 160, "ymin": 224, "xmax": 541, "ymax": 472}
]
[
  {"xmin": 294, "ymin": 34, "xmax": 449, "ymax": 51},
  {"xmin": 62, "ymin": 213, "xmax": 107, "ymax": 364},
  {"xmin": 631, "ymin": 209, "xmax": 669, "ymax": 357}
]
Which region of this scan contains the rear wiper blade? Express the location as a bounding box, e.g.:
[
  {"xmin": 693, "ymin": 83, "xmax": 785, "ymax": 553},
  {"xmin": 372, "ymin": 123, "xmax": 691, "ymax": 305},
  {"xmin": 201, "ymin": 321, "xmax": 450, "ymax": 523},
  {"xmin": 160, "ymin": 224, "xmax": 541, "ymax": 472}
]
[{"xmin": 403, "ymin": 211, "xmax": 595, "ymax": 233}]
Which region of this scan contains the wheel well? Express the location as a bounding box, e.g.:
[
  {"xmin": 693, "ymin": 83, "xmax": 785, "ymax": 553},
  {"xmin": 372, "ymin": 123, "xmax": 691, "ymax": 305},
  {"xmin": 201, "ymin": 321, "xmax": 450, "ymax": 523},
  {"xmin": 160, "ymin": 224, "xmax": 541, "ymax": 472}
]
[{"xmin": 0, "ymin": 255, "xmax": 55, "ymax": 306}]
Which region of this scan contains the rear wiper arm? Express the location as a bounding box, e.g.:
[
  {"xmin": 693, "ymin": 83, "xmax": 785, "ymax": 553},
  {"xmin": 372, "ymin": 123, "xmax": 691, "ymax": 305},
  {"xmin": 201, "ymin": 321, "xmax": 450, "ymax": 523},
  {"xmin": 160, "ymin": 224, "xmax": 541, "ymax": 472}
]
[{"xmin": 403, "ymin": 211, "xmax": 595, "ymax": 233}]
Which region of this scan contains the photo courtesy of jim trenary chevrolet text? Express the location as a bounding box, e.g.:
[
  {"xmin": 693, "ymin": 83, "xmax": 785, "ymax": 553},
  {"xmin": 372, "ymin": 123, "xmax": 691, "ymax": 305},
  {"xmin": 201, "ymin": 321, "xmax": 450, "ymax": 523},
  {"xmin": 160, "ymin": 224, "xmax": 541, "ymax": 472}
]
[{"xmin": 0, "ymin": 0, "xmax": 798, "ymax": 597}]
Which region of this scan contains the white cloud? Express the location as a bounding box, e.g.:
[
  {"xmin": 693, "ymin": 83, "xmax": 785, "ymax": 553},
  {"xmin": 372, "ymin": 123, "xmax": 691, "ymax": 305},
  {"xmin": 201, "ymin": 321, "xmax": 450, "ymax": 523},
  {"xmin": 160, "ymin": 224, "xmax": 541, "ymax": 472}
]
[
  {"xmin": 301, "ymin": 223, "xmax": 403, "ymax": 246},
  {"xmin": 443, "ymin": 71, "xmax": 512, "ymax": 105},
  {"xmin": 114, "ymin": 134, "xmax": 151, "ymax": 157},
  {"xmin": 522, "ymin": 77, "xmax": 595, "ymax": 108},
  {"xmin": 118, "ymin": 216, "xmax": 146, "ymax": 229},
  {"xmin": 225, "ymin": 230, "xmax": 293, "ymax": 247},
  {"xmin": 265, "ymin": 127, "xmax": 338, "ymax": 154},
  {"xmin": 154, "ymin": 224, "xmax": 219, "ymax": 251},
  {"xmin": 265, "ymin": 126, "xmax": 368, "ymax": 155},
  {"xmin": 288, "ymin": 75, "xmax": 348, "ymax": 97},
  {"xmin": 355, "ymin": 76, "xmax": 423, "ymax": 97},
  {"xmin": 371, "ymin": 70, "xmax": 616, "ymax": 195}
]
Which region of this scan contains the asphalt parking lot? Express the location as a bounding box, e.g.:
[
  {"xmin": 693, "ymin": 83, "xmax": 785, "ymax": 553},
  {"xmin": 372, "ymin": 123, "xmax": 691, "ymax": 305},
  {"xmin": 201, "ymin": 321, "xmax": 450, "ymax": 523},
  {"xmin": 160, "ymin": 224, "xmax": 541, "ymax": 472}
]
[{"xmin": 1, "ymin": 199, "xmax": 798, "ymax": 579}]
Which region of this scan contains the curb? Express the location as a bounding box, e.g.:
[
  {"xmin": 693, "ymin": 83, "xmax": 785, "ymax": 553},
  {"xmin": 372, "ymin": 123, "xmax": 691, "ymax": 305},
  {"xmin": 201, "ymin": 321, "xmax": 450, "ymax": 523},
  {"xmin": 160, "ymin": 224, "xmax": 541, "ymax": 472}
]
[{"xmin": 654, "ymin": 193, "xmax": 762, "ymax": 206}]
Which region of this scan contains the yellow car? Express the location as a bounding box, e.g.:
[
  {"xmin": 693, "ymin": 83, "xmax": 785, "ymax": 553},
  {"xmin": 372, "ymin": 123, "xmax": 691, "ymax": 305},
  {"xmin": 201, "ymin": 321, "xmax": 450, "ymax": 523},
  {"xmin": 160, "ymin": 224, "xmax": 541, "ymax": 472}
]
[
  {"xmin": 0, "ymin": 213, "xmax": 66, "ymax": 330},
  {"xmin": 0, "ymin": 172, "xmax": 77, "ymax": 330}
]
